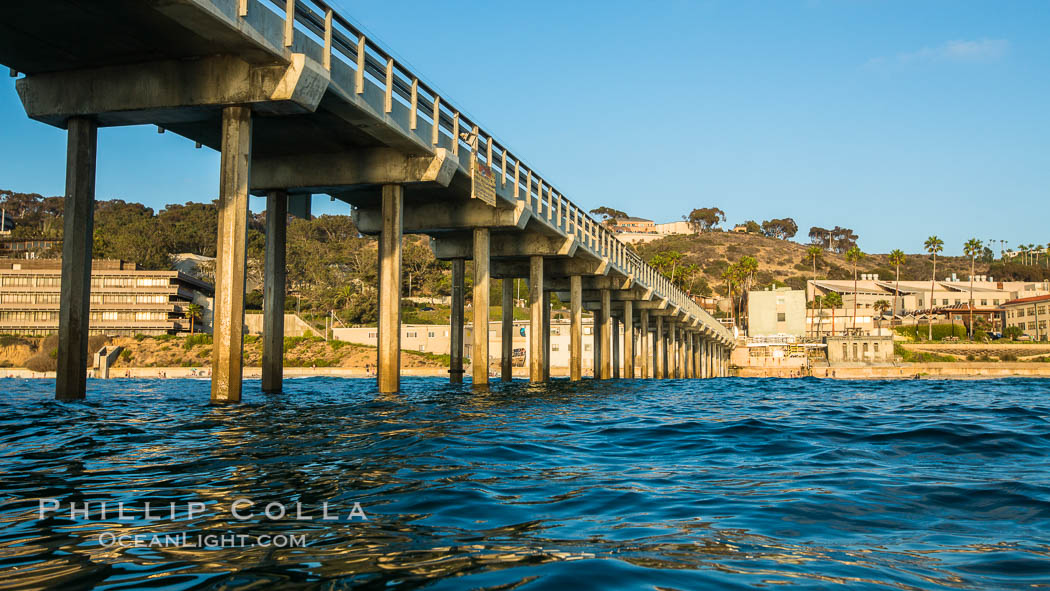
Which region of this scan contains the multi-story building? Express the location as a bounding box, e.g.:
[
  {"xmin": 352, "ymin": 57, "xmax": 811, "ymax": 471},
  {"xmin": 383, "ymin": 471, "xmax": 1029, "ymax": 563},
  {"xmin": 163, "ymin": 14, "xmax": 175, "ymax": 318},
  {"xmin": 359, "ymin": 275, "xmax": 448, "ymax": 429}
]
[
  {"xmin": 0, "ymin": 259, "xmax": 213, "ymax": 336},
  {"xmin": 747, "ymin": 288, "xmax": 806, "ymax": 337},
  {"xmin": 808, "ymin": 277, "xmax": 1049, "ymax": 316},
  {"xmin": 1001, "ymin": 294, "xmax": 1049, "ymax": 341}
]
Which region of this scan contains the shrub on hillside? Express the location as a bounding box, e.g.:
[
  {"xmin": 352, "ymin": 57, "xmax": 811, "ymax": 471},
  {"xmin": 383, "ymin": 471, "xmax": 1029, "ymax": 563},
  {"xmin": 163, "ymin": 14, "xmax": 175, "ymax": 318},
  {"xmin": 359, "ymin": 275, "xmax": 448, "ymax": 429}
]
[{"xmin": 894, "ymin": 324, "xmax": 967, "ymax": 341}]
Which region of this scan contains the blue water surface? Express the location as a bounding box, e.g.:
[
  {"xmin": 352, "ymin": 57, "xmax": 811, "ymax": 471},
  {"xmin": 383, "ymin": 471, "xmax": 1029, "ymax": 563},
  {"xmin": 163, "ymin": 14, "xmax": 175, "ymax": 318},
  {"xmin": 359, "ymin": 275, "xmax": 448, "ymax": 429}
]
[{"xmin": 1, "ymin": 377, "xmax": 1049, "ymax": 590}]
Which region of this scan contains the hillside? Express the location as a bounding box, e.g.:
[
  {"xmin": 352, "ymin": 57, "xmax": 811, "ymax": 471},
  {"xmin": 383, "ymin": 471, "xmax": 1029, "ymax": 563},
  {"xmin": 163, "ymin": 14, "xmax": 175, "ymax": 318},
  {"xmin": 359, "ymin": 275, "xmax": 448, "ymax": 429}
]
[{"xmin": 633, "ymin": 231, "xmax": 1049, "ymax": 296}]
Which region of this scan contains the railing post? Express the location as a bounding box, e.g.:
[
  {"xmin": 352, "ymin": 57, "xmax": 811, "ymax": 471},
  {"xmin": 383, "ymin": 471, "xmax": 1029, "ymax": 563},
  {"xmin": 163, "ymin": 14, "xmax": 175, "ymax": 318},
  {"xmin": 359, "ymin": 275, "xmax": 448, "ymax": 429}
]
[
  {"xmin": 384, "ymin": 58, "xmax": 394, "ymax": 113},
  {"xmin": 409, "ymin": 79, "xmax": 418, "ymax": 129},
  {"xmin": 355, "ymin": 35, "xmax": 366, "ymax": 94},
  {"xmin": 323, "ymin": 8, "xmax": 332, "ymax": 70},
  {"xmin": 431, "ymin": 96, "xmax": 441, "ymax": 145},
  {"xmin": 283, "ymin": 0, "xmax": 295, "ymax": 47}
]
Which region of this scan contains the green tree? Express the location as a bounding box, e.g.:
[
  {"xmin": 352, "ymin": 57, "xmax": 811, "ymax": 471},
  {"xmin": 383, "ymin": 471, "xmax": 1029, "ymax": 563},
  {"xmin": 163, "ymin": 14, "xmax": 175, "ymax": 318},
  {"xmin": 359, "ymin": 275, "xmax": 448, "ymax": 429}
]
[
  {"xmin": 873, "ymin": 299, "xmax": 891, "ymax": 332},
  {"xmin": 589, "ymin": 206, "xmax": 629, "ymax": 225},
  {"xmin": 761, "ymin": 217, "xmax": 799, "ymax": 240},
  {"xmin": 845, "ymin": 246, "xmax": 864, "ymax": 332},
  {"xmin": 805, "ymin": 245, "xmax": 822, "ymax": 281},
  {"xmin": 924, "ymin": 236, "xmax": 944, "ymax": 340},
  {"xmin": 823, "ymin": 291, "xmax": 843, "ymax": 336},
  {"xmin": 964, "ymin": 237, "xmax": 983, "ymax": 340},
  {"xmin": 888, "ymin": 249, "xmax": 906, "ymax": 321},
  {"xmin": 186, "ymin": 303, "xmax": 203, "ymax": 334},
  {"xmin": 685, "ymin": 207, "xmax": 726, "ymax": 232}
]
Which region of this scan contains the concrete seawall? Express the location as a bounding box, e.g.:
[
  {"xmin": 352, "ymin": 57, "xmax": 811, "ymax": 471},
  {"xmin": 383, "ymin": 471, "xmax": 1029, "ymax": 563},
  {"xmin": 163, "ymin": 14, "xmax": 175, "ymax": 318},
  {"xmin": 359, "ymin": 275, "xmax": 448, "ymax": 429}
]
[{"xmin": 736, "ymin": 363, "xmax": 1050, "ymax": 379}]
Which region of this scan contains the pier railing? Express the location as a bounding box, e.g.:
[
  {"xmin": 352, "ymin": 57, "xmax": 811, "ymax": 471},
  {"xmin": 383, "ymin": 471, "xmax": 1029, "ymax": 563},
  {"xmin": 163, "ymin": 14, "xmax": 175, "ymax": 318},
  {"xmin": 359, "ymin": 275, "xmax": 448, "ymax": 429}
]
[{"xmin": 252, "ymin": 0, "xmax": 729, "ymax": 340}]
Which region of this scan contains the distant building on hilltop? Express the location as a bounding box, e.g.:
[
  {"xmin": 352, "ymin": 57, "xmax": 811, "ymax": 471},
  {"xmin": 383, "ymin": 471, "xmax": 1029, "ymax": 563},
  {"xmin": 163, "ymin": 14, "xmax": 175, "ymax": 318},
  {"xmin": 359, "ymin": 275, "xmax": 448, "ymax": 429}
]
[
  {"xmin": 747, "ymin": 288, "xmax": 806, "ymax": 337},
  {"xmin": 0, "ymin": 259, "xmax": 213, "ymax": 336}
]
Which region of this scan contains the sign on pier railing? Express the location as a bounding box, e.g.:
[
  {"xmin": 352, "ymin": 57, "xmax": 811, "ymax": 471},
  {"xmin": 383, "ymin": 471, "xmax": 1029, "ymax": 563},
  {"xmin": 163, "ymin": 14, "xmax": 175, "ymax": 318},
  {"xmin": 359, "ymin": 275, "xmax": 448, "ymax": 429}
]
[{"xmin": 471, "ymin": 155, "xmax": 496, "ymax": 206}]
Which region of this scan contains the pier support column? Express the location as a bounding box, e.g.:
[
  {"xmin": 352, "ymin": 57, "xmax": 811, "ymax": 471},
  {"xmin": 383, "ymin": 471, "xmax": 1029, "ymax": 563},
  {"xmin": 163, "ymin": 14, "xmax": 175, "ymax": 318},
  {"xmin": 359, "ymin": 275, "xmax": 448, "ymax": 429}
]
[
  {"xmin": 611, "ymin": 315, "xmax": 620, "ymax": 379},
  {"xmin": 639, "ymin": 309, "xmax": 649, "ymax": 379},
  {"xmin": 592, "ymin": 311, "xmax": 602, "ymax": 378},
  {"xmin": 569, "ymin": 275, "xmax": 582, "ymax": 381},
  {"xmin": 56, "ymin": 116, "xmax": 97, "ymax": 401},
  {"xmin": 709, "ymin": 341, "xmax": 716, "ymax": 378},
  {"xmin": 449, "ymin": 259, "xmax": 465, "ymax": 384},
  {"xmin": 600, "ymin": 289, "xmax": 612, "ymax": 379},
  {"xmin": 680, "ymin": 331, "xmax": 688, "ymax": 377},
  {"xmin": 623, "ymin": 301, "xmax": 634, "ymax": 379},
  {"xmin": 473, "ymin": 228, "xmax": 491, "ymax": 386},
  {"xmin": 678, "ymin": 328, "xmax": 686, "ymax": 379},
  {"xmin": 262, "ymin": 190, "xmax": 287, "ymax": 393},
  {"xmin": 211, "ymin": 106, "xmax": 251, "ymax": 404},
  {"xmin": 501, "ymin": 277, "xmax": 513, "ymax": 382},
  {"xmin": 529, "ymin": 256, "xmax": 545, "ymax": 382},
  {"xmin": 656, "ymin": 315, "xmax": 665, "ymax": 379},
  {"xmin": 668, "ymin": 321, "xmax": 677, "ymax": 378},
  {"xmin": 377, "ymin": 184, "xmax": 403, "ymax": 394},
  {"xmin": 692, "ymin": 333, "xmax": 701, "ymax": 379},
  {"xmin": 542, "ymin": 290, "xmax": 551, "ymax": 381}
]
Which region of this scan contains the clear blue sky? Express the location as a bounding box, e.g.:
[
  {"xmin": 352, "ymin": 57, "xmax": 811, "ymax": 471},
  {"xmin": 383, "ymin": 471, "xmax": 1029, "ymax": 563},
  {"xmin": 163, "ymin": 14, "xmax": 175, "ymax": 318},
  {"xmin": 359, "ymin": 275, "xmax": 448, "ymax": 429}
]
[{"xmin": 1, "ymin": 0, "xmax": 1046, "ymax": 255}]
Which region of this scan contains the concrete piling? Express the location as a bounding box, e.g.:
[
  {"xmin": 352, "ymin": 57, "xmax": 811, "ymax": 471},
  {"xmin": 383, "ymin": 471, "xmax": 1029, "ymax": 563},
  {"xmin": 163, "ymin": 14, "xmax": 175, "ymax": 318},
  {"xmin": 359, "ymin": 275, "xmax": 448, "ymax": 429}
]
[
  {"xmin": 211, "ymin": 106, "xmax": 251, "ymax": 404},
  {"xmin": 600, "ymin": 289, "xmax": 612, "ymax": 379},
  {"xmin": 449, "ymin": 259, "xmax": 465, "ymax": 384},
  {"xmin": 472, "ymin": 228, "xmax": 491, "ymax": 386},
  {"xmin": 611, "ymin": 315, "xmax": 620, "ymax": 379},
  {"xmin": 623, "ymin": 300, "xmax": 634, "ymax": 379},
  {"xmin": 569, "ymin": 275, "xmax": 582, "ymax": 381},
  {"xmin": 377, "ymin": 184, "xmax": 403, "ymax": 394},
  {"xmin": 529, "ymin": 256, "xmax": 544, "ymax": 382},
  {"xmin": 592, "ymin": 310, "xmax": 602, "ymax": 379},
  {"xmin": 542, "ymin": 290, "xmax": 551, "ymax": 381},
  {"xmin": 262, "ymin": 189, "xmax": 287, "ymax": 393},
  {"xmin": 640, "ymin": 309, "xmax": 649, "ymax": 379},
  {"xmin": 56, "ymin": 116, "xmax": 97, "ymax": 401},
  {"xmin": 656, "ymin": 315, "xmax": 665, "ymax": 379},
  {"xmin": 501, "ymin": 277, "xmax": 513, "ymax": 382}
]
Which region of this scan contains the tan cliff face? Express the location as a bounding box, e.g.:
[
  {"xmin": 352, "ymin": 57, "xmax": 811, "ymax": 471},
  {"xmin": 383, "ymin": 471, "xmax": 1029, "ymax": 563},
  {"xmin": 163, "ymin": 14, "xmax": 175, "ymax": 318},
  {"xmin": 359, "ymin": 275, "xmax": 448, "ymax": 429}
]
[{"xmin": 0, "ymin": 335, "xmax": 447, "ymax": 371}]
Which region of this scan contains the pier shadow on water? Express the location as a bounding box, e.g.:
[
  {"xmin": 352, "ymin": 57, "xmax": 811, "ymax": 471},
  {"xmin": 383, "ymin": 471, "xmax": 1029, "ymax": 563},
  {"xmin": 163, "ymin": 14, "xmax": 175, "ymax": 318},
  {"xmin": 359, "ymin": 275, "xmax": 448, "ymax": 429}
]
[{"xmin": 1, "ymin": 377, "xmax": 1049, "ymax": 590}]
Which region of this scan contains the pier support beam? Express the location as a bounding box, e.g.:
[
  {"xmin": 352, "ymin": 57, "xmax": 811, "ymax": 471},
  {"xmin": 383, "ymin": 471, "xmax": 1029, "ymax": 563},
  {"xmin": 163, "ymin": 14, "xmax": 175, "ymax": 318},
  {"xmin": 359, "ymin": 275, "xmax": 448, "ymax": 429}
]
[
  {"xmin": 623, "ymin": 301, "xmax": 634, "ymax": 379},
  {"xmin": 211, "ymin": 106, "xmax": 251, "ymax": 404},
  {"xmin": 669, "ymin": 321, "xmax": 677, "ymax": 378},
  {"xmin": 600, "ymin": 289, "xmax": 612, "ymax": 379},
  {"xmin": 611, "ymin": 315, "xmax": 620, "ymax": 379},
  {"xmin": 262, "ymin": 190, "xmax": 287, "ymax": 394},
  {"xmin": 569, "ymin": 275, "xmax": 582, "ymax": 381},
  {"xmin": 501, "ymin": 277, "xmax": 513, "ymax": 382},
  {"xmin": 473, "ymin": 228, "xmax": 491, "ymax": 386},
  {"xmin": 684, "ymin": 330, "xmax": 692, "ymax": 379},
  {"xmin": 692, "ymin": 333, "xmax": 701, "ymax": 379},
  {"xmin": 656, "ymin": 315, "xmax": 665, "ymax": 379},
  {"xmin": 449, "ymin": 259, "xmax": 465, "ymax": 384},
  {"xmin": 529, "ymin": 256, "xmax": 544, "ymax": 382},
  {"xmin": 377, "ymin": 184, "xmax": 403, "ymax": 394},
  {"xmin": 678, "ymin": 327, "xmax": 686, "ymax": 379},
  {"xmin": 56, "ymin": 116, "xmax": 96, "ymax": 401}
]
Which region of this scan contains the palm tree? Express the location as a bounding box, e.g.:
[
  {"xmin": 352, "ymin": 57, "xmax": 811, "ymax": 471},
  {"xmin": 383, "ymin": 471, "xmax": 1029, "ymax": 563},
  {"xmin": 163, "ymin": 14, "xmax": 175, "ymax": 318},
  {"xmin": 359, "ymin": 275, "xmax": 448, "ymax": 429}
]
[
  {"xmin": 186, "ymin": 303, "xmax": 203, "ymax": 334},
  {"xmin": 807, "ymin": 245, "xmax": 822, "ymax": 280},
  {"xmin": 824, "ymin": 291, "xmax": 843, "ymax": 336},
  {"xmin": 888, "ymin": 249, "xmax": 906, "ymax": 322},
  {"xmin": 964, "ymin": 238, "xmax": 983, "ymax": 340},
  {"xmin": 873, "ymin": 299, "xmax": 891, "ymax": 332},
  {"xmin": 924, "ymin": 236, "xmax": 944, "ymax": 341},
  {"xmin": 845, "ymin": 246, "xmax": 864, "ymax": 332}
]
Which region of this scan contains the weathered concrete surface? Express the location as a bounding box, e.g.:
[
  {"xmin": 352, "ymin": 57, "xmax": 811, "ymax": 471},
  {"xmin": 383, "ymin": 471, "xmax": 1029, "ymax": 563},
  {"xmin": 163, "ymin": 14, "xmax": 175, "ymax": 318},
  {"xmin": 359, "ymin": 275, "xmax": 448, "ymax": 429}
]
[
  {"xmin": 449, "ymin": 259, "xmax": 465, "ymax": 384},
  {"xmin": 55, "ymin": 117, "xmax": 96, "ymax": 401},
  {"xmin": 640, "ymin": 309, "xmax": 650, "ymax": 379},
  {"xmin": 600, "ymin": 289, "xmax": 612, "ymax": 379},
  {"xmin": 377, "ymin": 184, "xmax": 403, "ymax": 393},
  {"xmin": 570, "ymin": 275, "xmax": 582, "ymax": 381},
  {"xmin": 252, "ymin": 148, "xmax": 456, "ymax": 192},
  {"xmin": 501, "ymin": 277, "xmax": 514, "ymax": 382},
  {"xmin": 262, "ymin": 189, "xmax": 287, "ymax": 393},
  {"xmin": 623, "ymin": 300, "xmax": 634, "ymax": 379},
  {"xmin": 472, "ymin": 228, "xmax": 490, "ymax": 386},
  {"xmin": 211, "ymin": 106, "xmax": 251, "ymax": 404},
  {"xmin": 529, "ymin": 256, "xmax": 544, "ymax": 382}
]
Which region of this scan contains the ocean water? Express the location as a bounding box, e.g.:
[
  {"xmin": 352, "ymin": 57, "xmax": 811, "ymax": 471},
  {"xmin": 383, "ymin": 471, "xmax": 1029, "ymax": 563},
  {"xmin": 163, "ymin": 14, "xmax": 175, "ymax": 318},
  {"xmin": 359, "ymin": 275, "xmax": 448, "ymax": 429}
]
[{"xmin": 1, "ymin": 377, "xmax": 1049, "ymax": 590}]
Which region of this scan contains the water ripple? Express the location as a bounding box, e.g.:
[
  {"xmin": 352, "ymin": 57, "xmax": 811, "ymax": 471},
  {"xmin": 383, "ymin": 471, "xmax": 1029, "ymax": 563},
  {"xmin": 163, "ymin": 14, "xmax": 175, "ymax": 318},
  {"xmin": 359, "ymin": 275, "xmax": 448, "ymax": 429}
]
[{"xmin": 0, "ymin": 377, "xmax": 1048, "ymax": 589}]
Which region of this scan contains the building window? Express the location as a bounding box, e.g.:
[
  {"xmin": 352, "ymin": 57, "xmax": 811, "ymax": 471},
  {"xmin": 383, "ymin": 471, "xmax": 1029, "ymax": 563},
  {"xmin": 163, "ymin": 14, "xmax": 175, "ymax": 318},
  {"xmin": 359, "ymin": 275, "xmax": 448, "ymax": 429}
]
[
  {"xmin": 852, "ymin": 343, "xmax": 859, "ymax": 360},
  {"xmin": 406, "ymin": 331, "xmax": 417, "ymax": 338},
  {"xmin": 552, "ymin": 344, "xmax": 560, "ymax": 351},
  {"xmin": 873, "ymin": 342, "xmax": 879, "ymax": 353},
  {"xmin": 419, "ymin": 345, "xmax": 425, "ymax": 351},
  {"xmin": 584, "ymin": 344, "xmax": 592, "ymax": 351},
  {"xmin": 942, "ymin": 299, "xmax": 949, "ymax": 305},
  {"xmin": 777, "ymin": 312, "xmax": 786, "ymax": 322},
  {"xmin": 776, "ymin": 296, "xmax": 785, "ymax": 305},
  {"xmin": 842, "ymin": 343, "xmax": 848, "ymax": 358},
  {"xmin": 551, "ymin": 327, "xmax": 561, "ymax": 336},
  {"xmin": 367, "ymin": 331, "xmax": 377, "ymax": 338},
  {"xmin": 980, "ymin": 299, "xmax": 987, "ymax": 306},
  {"xmin": 428, "ymin": 331, "xmax": 435, "ymax": 338},
  {"xmin": 584, "ymin": 327, "xmax": 593, "ymax": 335}
]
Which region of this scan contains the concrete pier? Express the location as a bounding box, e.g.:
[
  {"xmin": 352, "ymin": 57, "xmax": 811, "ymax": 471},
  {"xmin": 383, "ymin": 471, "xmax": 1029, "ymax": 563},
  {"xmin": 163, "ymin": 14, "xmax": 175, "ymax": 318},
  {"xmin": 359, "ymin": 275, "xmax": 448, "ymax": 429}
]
[
  {"xmin": 669, "ymin": 321, "xmax": 678, "ymax": 378},
  {"xmin": 684, "ymin": 330, "xmax": 692, "ymax": 379},
  {"xmin": 640, "ymin": 309, "xmax": 649, "ymax": 379},
  {"xmin": 623, "ymin": 300, "xmax": 634, "ymax": 379},
  {"xmin": 55, "ymin": 116, "xmax": 96, "ymax": 401},
  {"xmin": 473, "ymin": 228, "xmax": 491, "ymax": 386},
  {"xmin": 262, "ymin": 190, "xmax": 287, "ymax": 394},
  {"xmin": 542, "ymin": 290, "xmax": 551, "ymax": 381},
  {"xmin": 611, "ymin": 315, "xmax": 620, "ymax": 379},
  {"xmin": 449, "ymin": 259, "xmax": 465, "ymax": 384},
  {"xmin": 600, "ymin": 289, "xmax": 612, "ymax": 379},
  {"xmin": 592, "ymin": 311, "xmax": 603, "ymax": 379},
  {"xmin": 656, "ymin": 315, "xmax": 665, "ymax": 379},
  {"xmin": 377, "ymin": 184, "xmax": 403, "ymax": 394},
  {"xmin": 529, "ymin": 256, "xmax": 545, "ymax": 382},
  {"xmin": 211, "ymin": 106, "xmax": 251, "ymax": 404},
  {"xmin": 501, "ymin": 277, "xmax": 514, "ymax": 382},
  {"xmin": 570, "ymin": 275, "xmax": 582, "ymax": 381}
]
